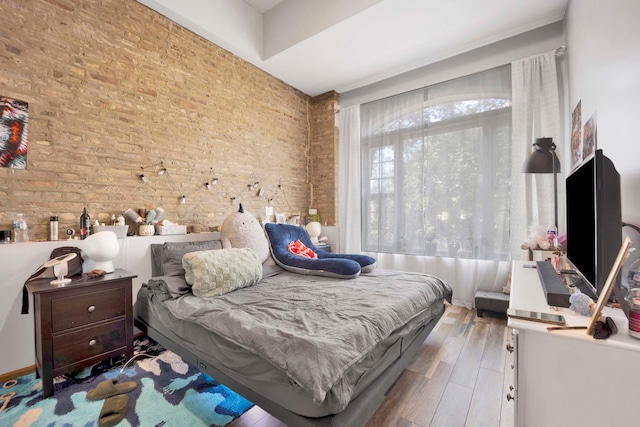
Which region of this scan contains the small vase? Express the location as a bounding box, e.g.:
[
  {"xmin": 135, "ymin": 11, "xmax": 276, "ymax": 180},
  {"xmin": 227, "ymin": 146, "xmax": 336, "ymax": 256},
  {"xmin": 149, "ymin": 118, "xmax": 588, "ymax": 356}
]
[{"xmin": 138, "ymin": 224, "xmax": 155, "ymax": 236}]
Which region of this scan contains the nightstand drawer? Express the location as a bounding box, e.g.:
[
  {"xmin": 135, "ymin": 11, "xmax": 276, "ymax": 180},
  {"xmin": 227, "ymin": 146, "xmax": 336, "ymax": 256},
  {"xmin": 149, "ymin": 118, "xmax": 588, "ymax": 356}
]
[
  {"xmin": 27, "ymin": 269, "xmax": 136, "ymax": 398},
  {"xmin": 53, "ymin": 318, "xmax": 127, "ymax": 370},
  {"xmin": 52, "ymin": 286, "xmax": 126, "ymax": 332}
]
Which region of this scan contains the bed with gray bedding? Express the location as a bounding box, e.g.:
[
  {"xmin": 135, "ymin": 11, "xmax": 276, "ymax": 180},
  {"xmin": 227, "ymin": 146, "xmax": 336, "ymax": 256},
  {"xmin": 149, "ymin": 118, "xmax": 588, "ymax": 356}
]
[{"xmin": 134, "ymin": 240, "xmax": 452, "ymax": 427}]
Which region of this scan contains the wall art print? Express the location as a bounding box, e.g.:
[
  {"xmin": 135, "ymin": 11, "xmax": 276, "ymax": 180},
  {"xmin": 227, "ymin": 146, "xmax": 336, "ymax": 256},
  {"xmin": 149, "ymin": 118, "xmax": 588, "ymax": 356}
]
[
  {"xmin": 570, "ymin": 100, "xmax": 582, "ymax": 170},
  {"xmin": 583, "ymin": 112, "xmax": 597, "ymax": 160},
  {"xmin": 0, "ymin": 96, "xmax": 29, "ymax": 169}
]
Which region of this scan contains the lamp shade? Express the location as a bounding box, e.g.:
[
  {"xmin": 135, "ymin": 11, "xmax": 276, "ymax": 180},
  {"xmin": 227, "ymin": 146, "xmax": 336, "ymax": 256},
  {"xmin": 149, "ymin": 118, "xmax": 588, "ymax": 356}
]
[
  {"xmin": 79, "ymin": 230, "xmax": 119, "ymax": 273},
  {"xmin": 521, "ymin": 137, "xmax": 561, "ymax": 173},
  {"xmin": 521, "ymin": 137, "xmax": 561, "ymax": 230}
]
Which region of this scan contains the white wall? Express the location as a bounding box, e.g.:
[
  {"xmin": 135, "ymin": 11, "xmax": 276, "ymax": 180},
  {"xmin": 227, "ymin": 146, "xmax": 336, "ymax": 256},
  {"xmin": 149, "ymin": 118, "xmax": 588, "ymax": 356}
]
[
  {"xmin": 564, "ymin": 0, "xmax": 640, "ymax": 225},
  {"xmin": 340, "ymin": 21, "xmax": 565, "ymax": 108},
  {"xmin": 0, "ymin": 232, "xmax": 219, "ymax": 376}
]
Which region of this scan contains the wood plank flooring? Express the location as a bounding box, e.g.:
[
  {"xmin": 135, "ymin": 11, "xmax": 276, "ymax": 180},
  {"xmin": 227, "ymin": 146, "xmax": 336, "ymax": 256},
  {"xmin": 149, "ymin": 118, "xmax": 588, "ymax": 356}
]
[{"xmin": 229, "ymin": 305, "xmax": 514, "ymax": 427}]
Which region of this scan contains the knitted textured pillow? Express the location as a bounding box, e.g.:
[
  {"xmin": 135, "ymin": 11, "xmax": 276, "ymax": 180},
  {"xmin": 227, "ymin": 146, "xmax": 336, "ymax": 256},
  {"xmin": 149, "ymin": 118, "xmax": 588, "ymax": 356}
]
[{"xmin": 183, "ymin": 248, "xmax": 263, "ymax": 297}]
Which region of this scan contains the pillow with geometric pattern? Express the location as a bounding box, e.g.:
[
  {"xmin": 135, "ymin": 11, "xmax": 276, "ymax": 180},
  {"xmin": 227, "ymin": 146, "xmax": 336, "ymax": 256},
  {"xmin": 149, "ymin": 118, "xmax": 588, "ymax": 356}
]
[{"xmin": 182, "ymin": 248, "xmax": 263, "ymax": 297}]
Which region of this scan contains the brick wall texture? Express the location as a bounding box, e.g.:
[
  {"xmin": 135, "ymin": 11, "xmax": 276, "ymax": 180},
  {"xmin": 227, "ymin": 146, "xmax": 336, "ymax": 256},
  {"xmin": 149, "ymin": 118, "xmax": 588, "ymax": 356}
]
[
  {"xmin": 309, "ymin": 91, "xmax": 339, "ymax": 226},
  {"xmin": 0, "ymin": 0, "xmax": 339, "ymax": 241}
]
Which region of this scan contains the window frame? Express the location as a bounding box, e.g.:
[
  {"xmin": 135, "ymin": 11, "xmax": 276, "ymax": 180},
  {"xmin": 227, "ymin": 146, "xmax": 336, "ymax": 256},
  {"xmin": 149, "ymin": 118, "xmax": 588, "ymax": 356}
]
[{"xmin": 361, "ymin": 103, "xmax": 512, "ymax": 258}]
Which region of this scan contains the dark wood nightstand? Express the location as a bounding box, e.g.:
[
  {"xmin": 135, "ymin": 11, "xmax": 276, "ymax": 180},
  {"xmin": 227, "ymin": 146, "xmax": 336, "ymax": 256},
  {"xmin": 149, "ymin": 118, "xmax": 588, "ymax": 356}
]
[
  {"xmin": 316, "ymin": 243, "xmax": 332, "ymax": 252},
  {"xmin": 26, "ymin": 269, "xmax": 137, "ymax": 398}
]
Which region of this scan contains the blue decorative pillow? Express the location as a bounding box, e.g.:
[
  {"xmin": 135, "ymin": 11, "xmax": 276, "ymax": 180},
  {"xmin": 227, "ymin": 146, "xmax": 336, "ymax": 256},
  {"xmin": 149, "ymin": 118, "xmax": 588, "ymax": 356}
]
[
  {"xmin": 264, "ymin": 223, "xmax": 376, "ymax": 279},
  {"xmin": 315, "ymin": 252, "xmax": 377, "ymax": 273}
]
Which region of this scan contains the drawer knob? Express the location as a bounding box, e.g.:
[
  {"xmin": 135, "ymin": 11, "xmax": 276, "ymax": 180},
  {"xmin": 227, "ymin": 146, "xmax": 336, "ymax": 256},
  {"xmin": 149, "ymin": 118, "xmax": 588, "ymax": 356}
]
[
  {"xmin": 506, "ymin": 343, "xmax": 514, "ymax": 353},
  {"xmin": 88, "ymin": 305, "xmax": 96, "ymax": 312},
  {"xmin": 89, "ymin": 339, "xmax": 97, "ymax": 347}
]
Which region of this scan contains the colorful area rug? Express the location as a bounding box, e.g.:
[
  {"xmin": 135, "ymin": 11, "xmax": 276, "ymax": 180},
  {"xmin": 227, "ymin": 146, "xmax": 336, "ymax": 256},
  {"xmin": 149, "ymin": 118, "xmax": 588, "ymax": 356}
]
[{"xmin": 0, "ymin": 337, "xmax": 253, "ymax": 426}]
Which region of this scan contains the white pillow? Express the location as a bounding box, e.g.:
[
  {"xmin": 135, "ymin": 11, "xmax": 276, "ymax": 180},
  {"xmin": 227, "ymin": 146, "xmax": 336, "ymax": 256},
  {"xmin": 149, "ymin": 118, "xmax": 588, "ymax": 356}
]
[{"xmin": 183, "ymin": 248, "xmax": 263, "ymax": 297}]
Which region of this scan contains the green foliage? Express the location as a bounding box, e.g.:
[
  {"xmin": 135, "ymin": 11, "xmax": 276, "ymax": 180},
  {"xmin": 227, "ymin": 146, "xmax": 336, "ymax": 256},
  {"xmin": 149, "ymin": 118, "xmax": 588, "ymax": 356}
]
[{"xmin": 363, "ymin": 97, "xmax": 512, "ymax": 260}]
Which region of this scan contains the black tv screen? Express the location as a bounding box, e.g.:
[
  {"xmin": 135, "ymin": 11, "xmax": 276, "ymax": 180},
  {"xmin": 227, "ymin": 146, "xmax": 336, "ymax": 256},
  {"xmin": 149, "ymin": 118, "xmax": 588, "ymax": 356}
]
[{"xmin": 565, "ymin": 149, "xmax": 622, "ymax": 298}]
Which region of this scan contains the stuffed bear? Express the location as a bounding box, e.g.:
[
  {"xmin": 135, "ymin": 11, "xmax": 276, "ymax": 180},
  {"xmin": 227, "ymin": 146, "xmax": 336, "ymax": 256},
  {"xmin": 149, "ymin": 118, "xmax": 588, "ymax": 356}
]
[
  {"xmin": 220, "ymin": 204, "xmax": 271, "ymax": 264},
  {"xmin": 521, "ymin": 224, "xmax": 552, "ymax": 251}
]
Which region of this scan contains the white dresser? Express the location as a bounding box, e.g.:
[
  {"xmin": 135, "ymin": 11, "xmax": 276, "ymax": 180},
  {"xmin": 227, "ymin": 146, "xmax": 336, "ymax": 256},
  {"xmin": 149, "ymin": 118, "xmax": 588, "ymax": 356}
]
[{"xmin": 508, "ymin": 260, "xmax": 640, "ymax": 427}]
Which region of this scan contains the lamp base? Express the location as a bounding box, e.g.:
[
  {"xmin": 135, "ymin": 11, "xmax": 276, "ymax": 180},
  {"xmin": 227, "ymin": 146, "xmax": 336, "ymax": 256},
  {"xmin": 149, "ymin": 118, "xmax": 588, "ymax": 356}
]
[
  {"xmin": 93, "ymin": 261, "xmax": 115, "ymax": 273},
  {"xmin": 50, "ymin": 277, "xmax": 72, "ymax": 286}
]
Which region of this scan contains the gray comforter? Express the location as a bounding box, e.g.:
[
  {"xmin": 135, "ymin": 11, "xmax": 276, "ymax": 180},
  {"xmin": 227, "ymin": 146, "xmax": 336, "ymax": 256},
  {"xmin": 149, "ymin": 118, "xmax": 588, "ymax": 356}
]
[{"xmin": 146, "ymin": 268, "xmax": 452, "ymax": 411}]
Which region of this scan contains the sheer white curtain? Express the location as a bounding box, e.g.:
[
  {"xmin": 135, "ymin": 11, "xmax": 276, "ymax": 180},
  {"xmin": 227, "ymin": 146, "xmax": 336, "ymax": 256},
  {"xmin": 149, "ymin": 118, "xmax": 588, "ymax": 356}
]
[
  {"xmin": 510, "ymin": 50, "xmax": 563, "ymax": 259},
  {"xmin": 338, "ymin": 59, "xmax": 562, "ymax": 307},
  {"xmin": 355, "ymin": 66, "xmax": 512, "ymax": 307},
  {"xmin": 338, "ymin": 105, "xmax": 362, "ymax": 253}
]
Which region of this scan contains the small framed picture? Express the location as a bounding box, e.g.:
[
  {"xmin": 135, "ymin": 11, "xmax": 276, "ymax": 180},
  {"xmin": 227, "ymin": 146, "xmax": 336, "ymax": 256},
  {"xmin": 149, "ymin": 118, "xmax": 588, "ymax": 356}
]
[
  {"xmin": 291, "ymin": 215, "xmax": 300, "ymax": 226},
  {"xmin": 276, "ymin": 213, "xmax": 286, "ymax": 224},
  {"xmin": 587, "ymin": 236, "xmax": 632, "ymax": 336},
  {"xmin": 583, "ymin": 112, "xmax": 597, "ymax": 159}
]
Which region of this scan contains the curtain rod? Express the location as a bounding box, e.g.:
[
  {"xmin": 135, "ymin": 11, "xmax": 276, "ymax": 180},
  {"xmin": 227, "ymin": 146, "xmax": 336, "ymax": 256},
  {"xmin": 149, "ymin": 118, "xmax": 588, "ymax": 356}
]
[{"xmin": 556, "ymin": 46, "xmax": 567, "ymax": 57}]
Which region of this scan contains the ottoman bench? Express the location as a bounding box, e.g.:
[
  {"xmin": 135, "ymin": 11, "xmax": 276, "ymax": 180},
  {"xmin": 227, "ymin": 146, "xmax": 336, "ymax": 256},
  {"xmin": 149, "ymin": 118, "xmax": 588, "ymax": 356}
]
[{"xmin": 474, "ymin": 290, "xmax": 510, "ymax": 318}]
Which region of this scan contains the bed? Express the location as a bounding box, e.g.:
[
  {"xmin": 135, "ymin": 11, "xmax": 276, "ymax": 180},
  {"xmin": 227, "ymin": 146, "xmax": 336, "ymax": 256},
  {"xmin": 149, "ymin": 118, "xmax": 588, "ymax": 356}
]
[{"xmin": 133, "ymin": 240, "xmax": 452, "ymax": 427}]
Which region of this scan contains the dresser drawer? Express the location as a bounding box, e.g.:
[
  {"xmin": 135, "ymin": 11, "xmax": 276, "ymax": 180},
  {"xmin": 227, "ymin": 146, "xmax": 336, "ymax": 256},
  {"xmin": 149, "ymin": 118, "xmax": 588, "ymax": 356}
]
[
  {"xmin": 53, "ymin": 318, "xmax": 127, "ymax": 370},
  {"xmin": 27, "ymin": 269, "xmax": 136, "ymax": 398},
  {"xmin": 52, "ymin": 286, "xmax": 126, "ymax": 332}
]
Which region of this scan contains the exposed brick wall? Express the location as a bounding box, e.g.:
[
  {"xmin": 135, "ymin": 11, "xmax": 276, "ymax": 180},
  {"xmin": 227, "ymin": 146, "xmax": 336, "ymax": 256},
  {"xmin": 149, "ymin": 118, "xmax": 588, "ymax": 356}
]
[
  {"xmin": 0, "ymin": 0, "xmax": 328, "ymax": 240},
  {"xmin": 309, "ymin": 91, "xmax": 339, "ymax": 226}
]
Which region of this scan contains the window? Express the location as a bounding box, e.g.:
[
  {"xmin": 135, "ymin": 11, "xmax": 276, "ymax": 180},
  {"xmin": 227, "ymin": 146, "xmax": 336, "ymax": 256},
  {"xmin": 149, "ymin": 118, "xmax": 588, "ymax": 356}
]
[{"xmin": 360, "ymin": 66, "xmax": 512, "ymax": 261}]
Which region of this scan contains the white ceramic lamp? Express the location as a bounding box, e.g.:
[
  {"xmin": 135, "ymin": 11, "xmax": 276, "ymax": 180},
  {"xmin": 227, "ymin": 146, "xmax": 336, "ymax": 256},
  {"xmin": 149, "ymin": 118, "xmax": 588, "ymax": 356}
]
[
  {"xmin": 305, "ymin": 221, "xmax": 321, "ymax": 245},
  {"xmin": 80, "ymin": 231, "xmax": 119, "ymax": 273}
]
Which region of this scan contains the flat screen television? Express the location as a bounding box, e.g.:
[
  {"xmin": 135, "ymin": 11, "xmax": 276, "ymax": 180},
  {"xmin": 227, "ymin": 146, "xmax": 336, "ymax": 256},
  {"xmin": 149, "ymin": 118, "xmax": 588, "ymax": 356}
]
[{"xmin": 565, "ymin": 149, "xmax": 622, "ymax": 299}]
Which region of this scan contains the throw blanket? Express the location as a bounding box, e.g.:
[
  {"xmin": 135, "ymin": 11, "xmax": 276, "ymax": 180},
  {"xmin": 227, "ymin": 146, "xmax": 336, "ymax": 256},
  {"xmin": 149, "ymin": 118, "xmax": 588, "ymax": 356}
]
[{"xmin": 147, "ymin": 269, "xmax": 452, "ymax": 411}]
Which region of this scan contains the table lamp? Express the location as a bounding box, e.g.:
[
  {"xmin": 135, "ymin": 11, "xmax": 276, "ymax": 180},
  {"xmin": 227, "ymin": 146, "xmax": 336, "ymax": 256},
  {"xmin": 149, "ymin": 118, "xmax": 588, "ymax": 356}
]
[
  {"xmin": 79, "ymin": 230, "xmax": 119, "ymax": 273},
  {"xmin": 521, "ymin": 137, "xmax": 561, "ymax": 235}
]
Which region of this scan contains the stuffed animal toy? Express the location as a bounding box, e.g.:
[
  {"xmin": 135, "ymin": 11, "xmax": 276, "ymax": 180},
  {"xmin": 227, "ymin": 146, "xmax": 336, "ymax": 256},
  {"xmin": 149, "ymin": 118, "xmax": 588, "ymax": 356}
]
[
  {"xmin": 521, "ymin": 224, "xmax": 552, "ymax": 251},
  {"xmin": 220, "ymin": 204, "xmax": 270, "ymax": 264},
  {"xmin": 569, "ymin": 292, "xmax": 595, "ymax": 316}
]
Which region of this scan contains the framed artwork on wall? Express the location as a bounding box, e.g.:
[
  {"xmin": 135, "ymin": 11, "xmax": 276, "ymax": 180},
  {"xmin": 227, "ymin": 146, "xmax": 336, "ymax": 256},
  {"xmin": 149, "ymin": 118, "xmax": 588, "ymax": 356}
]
[
  {"xmin": 570, "ymin": 100, "xmax": 582, "ymax": 170},
  {"xmin": 583, "ymin": 112, "xmax": 597, "ymax": 159},
  {"xmin": 0, "ymin": 96, "xmax": 29, "ymax": 169}
]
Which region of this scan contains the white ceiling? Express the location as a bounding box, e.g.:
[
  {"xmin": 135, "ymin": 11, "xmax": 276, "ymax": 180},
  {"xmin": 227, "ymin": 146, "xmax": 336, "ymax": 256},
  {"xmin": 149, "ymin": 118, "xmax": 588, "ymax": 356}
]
[
  {"xmin": 245, "ymin": 0, "xmax": 283, "ymax": 13},
  {"xmin": 136, "ymin": 0, "xmax": 568, "ymax": 96}
]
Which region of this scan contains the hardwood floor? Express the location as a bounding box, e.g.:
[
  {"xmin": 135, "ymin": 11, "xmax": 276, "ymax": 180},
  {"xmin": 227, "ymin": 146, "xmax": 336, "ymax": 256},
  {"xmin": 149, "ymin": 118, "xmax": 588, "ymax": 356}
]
[{"xmin": 229, "ymin": 305, "xmax": 515, "ymax": 427}]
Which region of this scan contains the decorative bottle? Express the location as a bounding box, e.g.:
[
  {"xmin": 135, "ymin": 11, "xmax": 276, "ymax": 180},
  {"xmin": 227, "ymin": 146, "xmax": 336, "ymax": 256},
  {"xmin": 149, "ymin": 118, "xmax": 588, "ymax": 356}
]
[
  {"xmin": 80, "ymin": 208, "xmax": 91, "ymax": 239},
  {"xmin": 625, "ymin": 259, "xmax": 640, "ymax": 339},
  {"xmin": 546, "ymin": 224, "xmax": 558, "ymax": 248},
  {"xmin": 13, "ymin": 213, "xmax": 28, "ymax": 243}
]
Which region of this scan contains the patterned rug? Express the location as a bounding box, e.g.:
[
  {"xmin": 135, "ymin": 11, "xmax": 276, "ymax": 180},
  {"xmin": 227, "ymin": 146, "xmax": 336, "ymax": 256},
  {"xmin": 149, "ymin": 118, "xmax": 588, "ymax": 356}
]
[{"xmin": 0, "ymin": 337, "xmax": 253, "ymax": 427}]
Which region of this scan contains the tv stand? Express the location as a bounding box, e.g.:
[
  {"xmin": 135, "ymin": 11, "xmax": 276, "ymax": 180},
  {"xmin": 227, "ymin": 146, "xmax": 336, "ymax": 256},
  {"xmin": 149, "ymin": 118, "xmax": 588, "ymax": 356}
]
[{"xmin": 508, "ymin": 261, "xmax": 640, "ymax": 426}]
